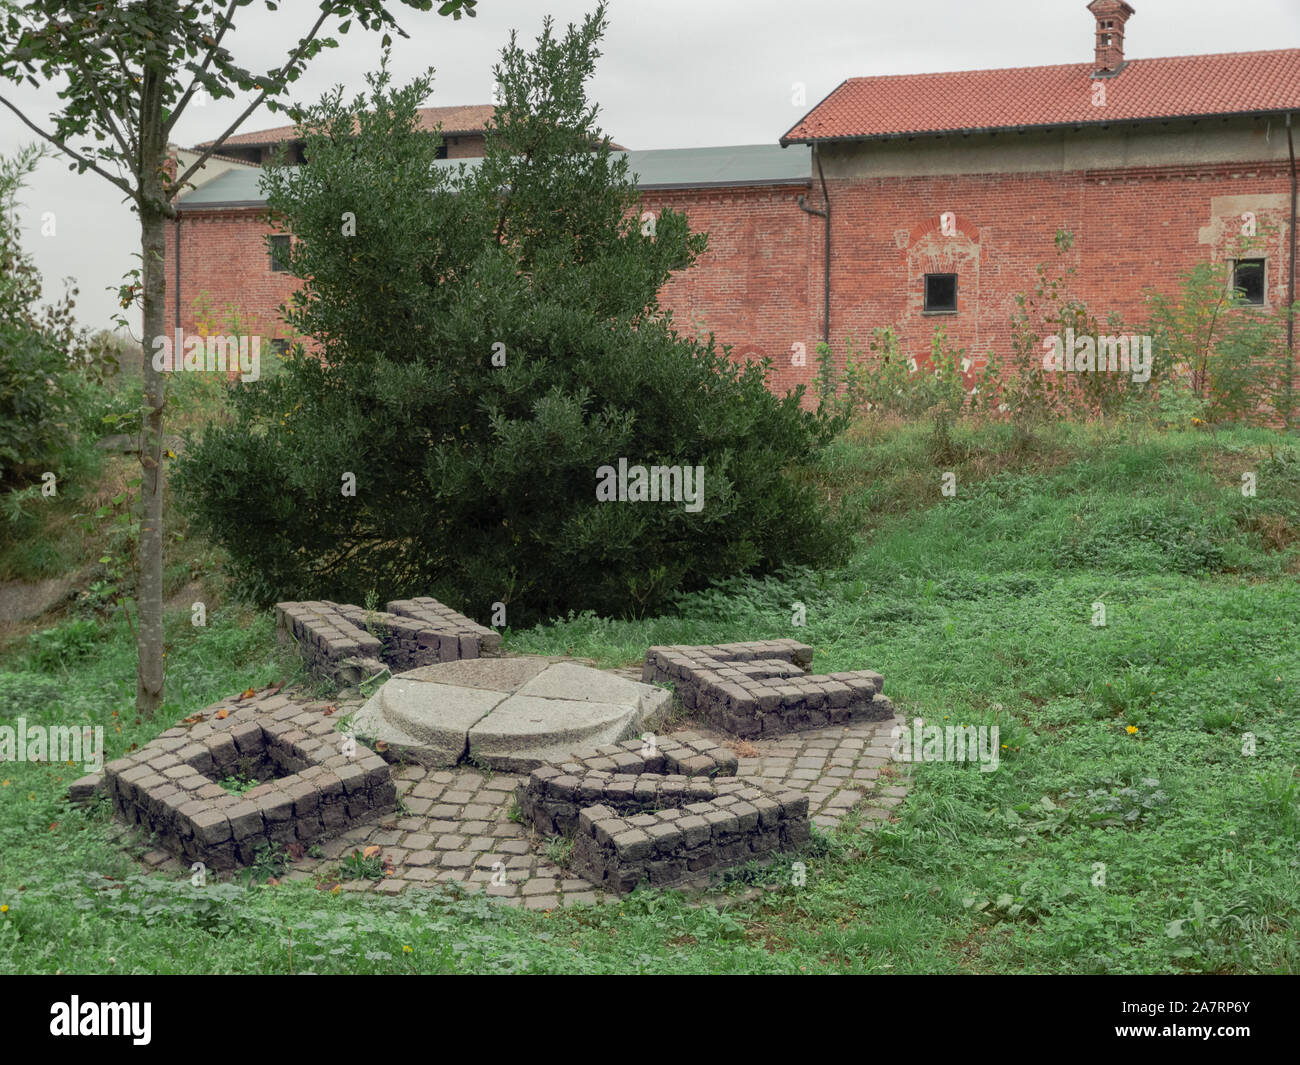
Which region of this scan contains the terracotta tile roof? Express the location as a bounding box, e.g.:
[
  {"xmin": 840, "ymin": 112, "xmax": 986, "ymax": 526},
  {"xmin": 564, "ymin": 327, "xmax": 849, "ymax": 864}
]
[
  {"xmin": 197, "ymin": 104, "xmax": 496, "ymax": 148},
  {"xmin": 781, "ymin": 49, "xmax": 1300, "ymax": 145}
]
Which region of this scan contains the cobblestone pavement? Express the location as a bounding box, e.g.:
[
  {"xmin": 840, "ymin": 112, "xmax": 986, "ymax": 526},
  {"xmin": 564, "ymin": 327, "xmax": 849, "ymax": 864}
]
[{"xmin": 127, "ymin": 694, "xmax": 908, "ymax": 909}]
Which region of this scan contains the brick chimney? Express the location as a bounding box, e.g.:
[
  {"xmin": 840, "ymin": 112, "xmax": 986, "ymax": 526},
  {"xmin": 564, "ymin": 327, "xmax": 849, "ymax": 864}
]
[{"xmin": 1087, "ymin": 0, "xmax": 1135, "ymax": 74}]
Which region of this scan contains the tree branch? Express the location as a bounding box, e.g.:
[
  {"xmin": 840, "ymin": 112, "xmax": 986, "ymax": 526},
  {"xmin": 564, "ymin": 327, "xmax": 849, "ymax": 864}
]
[
  {"xmin": 164, "ymin": 0, "xmax": 239, "ymax": 139},
  {"xmin": 68, "ymin": 54, "xmax": 138, "ymax": 181},
  {"xmin": 173, "ymin": 6, "xmax": 334, "ymax": 194},
  {"xmin": 0, "ymin": 93, "xmax": 133, "ymax": 199}
]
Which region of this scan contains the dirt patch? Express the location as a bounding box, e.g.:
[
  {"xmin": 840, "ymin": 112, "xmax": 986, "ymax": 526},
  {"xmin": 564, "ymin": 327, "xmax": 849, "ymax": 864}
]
[{"xmin": 0, "ymin": 575, "xmax": 80, "ymax": 623}]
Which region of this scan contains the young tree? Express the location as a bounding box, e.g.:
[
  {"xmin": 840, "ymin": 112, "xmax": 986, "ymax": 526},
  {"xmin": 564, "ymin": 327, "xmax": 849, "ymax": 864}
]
[
  {"xmin": 177, "ymin": 7, "xmax": 849, "ymax": 625},
  {"xmin": 0, "ymin": 0, "xmax": 478, "ymax": 715}
]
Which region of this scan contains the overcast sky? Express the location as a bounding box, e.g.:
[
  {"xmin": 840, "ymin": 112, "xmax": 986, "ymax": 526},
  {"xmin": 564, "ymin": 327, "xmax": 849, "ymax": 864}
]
[{"xmin": 3, "ymin": 0, "xmax": 1298, "ymax": 333}]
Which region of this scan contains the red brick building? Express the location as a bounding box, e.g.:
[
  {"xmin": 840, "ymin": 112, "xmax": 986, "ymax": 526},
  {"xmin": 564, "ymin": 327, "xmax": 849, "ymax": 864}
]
[{"xmin": 166, "ymin": 2, "xmax": 1300, "ymax": 397}]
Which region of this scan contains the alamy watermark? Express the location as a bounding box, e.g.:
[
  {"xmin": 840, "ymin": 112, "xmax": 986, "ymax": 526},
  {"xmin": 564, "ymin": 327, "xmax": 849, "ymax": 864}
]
[
  {"xmin": 890, "ymin": 717, "xmax": 1000, "ymax": 773},
  {"xmin": 151, "ymin": 328, "xmax": 261, "ymax": 382},
  {"xmin": 0, "ymin": 719, "xmax": 103, "ymax": 772},
  {"xmin": 49, "ymin": 997, "xmax": 150, "ymax": 1045},
  {"xmin": 595, "ymin": 458, "xmax": 705, "ymax": 512},
  {"xmin": 1042, "ymin": 328, "xmax": 1152, "ymax": 383}
]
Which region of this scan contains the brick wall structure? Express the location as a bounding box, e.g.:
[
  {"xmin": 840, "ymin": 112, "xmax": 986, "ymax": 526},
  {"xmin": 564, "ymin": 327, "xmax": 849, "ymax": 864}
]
[{"xmin": 164, "ymin": 154, "xmax": 1296, "ymax": 402}]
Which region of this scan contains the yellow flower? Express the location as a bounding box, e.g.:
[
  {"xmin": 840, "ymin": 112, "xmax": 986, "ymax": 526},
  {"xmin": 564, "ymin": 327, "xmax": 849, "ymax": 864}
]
[
  {"xmin": 1, "ymin": 904, "xmax": 9, "ymax": 913},
  {"xmin": 402, "ymin": 945, "xmax": 412, "ymax": 954},
  {"xmin": 1126, "ymin": 725, "xmax": 1139, "ymax": 735}
]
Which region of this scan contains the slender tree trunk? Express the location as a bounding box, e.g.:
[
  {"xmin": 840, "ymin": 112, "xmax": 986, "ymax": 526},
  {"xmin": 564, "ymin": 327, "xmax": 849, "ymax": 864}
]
[
  {"xmin": 136, "ymin": 66, "xmax": 168, "ymax": 717},
  {"xmin": 137, "ymin": 199, "xmax": 166, "ymax": 716}
]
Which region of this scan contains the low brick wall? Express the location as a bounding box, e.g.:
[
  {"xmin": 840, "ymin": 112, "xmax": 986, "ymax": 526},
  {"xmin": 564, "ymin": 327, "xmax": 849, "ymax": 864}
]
[
  {"xmin": 274, "ymin": 596, "xmax": 501, "ymax": 684},
  {"xmin": 96, "ymin": 693, "xmax": 395, "ymax": 870},
  {"xmin": 516, "ymin": 733, "xmax": 738, "ymax": 835},
  {"xmin": 642, "ymin": 640, "xmax": 894, "ymax": 738},
  {"xmin": 386, "ymin": 598, "xmax": 501, "ymax": 659},
  {"xmin": 516, "ymin": 732, "xmax": 809, "ymax": 894},
  {"xmin": 572, "ymin": 784, "xmax": 810, "ymax": 894}
]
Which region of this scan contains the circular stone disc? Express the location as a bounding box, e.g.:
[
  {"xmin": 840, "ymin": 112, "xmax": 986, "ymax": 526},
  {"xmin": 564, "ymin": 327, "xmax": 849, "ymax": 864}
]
[{"xmin": 350, "ymin": 655, "xmax": 671, "ymax": 771}]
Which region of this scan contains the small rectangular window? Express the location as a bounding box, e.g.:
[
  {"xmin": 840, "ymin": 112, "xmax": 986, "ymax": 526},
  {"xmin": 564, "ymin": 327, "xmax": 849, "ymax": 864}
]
[
  {"xmin": 924, "ymin": 273, "xmax": 958, "ymax": 313},
  {"xmin": 435, "ymin": 141, "xmax": 449, "ymax": 159},
  {"xmin": 1232, "ymin": 258, "xmax": 1265, "ymax": 305},
  {"xmin": 270, "ymin": 338, "xmax": 290, "ymax": 357},
  {"xmin": 269, "ymin": 235, "xmax": 291, "ymax": 273}
]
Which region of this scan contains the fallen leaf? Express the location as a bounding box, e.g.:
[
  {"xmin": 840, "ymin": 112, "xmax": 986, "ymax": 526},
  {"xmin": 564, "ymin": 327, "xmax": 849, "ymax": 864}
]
[
  {"xmin": 48, "ymin": 822, "xmax": 58, "ymax": 831},
  {"xmin": 266, "ymin": 877, "xmax": 280, "ymax": 886},
  {"xmin": 363, "ymin": 845, "xmax": 382, "ymax": 859},
  {"xmin": 238, "ymin": 687, "xmax": 257, "ymax": 700},
  {"xmin": 215, "ymin": 708, "xmax": 229, "ymax": 720},
  {"xmin": 321, "ymin": 704, "xmax": 338, "ymax": 716},
  {"xmin": 182, "ymin": 713, "xmax": 206, "ymax": 725},
  {"xmin": 286, "ymin": 842, "xmax": 305, "ymax": 861},
  {"xmin": 374, "ymin": 740, "xmax": 388, "ymax": 752}
]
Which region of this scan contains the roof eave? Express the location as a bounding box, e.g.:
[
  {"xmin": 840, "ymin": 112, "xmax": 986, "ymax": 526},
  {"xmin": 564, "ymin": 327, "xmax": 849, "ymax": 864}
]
[
  {"xmin": 179, "ymin": 175, "xmax": 813, "ymax": 209},
  {"xmin": 637, "ymin": 177, "xmax": 811, "ymax": 191},
  {"xmin": 783, "ymin": 107, "xmax": 1300, "ymax": 146},
  {"xmin": 176, "ymin": 200, "xmax": 268, "ymax": 211}
]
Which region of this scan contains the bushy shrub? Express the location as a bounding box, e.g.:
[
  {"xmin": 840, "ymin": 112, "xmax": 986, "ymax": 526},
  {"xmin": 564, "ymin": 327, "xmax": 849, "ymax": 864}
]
[
  {"xmin": 814, "ymin": 326, "xmax": 998, "ymax": 421},
  {"xmin": 177, "ymin": 13, "xmax": 848, "ymax": 625},
  {"xmin": 1145, "ymin": 260, "xmax": 1294, "ymax": 427},
  {"xmin": 0, "ymin": 146, "xmax": 107, "ymax": 490}
]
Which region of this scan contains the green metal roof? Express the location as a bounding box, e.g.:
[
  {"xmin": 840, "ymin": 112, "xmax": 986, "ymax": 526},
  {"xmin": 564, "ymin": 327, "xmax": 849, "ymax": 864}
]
[{"xmin": 176, "ymin": 144, "xmax": 809, "ymax": 209}]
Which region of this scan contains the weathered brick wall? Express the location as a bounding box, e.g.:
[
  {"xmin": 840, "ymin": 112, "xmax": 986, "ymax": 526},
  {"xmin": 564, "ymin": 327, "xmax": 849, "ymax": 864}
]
[
  {"xmin": 164, "ymin": 208, "xmax": 300, "ymax": 347},
  {"xmin": 812, "ymin": 160, "xmax": 1295, "ymax": 391},
  {"xmin": 639, "ymin": 184, "xmax": 816, "ymax": 399},
  {"xmin": 164, "ymin": 161, "xmax": 1296, "ymax": 401}
]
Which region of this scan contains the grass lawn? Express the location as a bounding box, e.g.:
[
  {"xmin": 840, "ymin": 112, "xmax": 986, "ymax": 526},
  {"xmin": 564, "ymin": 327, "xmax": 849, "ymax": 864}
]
[{"xmin": 1, "ymin": 417, "xmax": 1297, "ymax": 974}]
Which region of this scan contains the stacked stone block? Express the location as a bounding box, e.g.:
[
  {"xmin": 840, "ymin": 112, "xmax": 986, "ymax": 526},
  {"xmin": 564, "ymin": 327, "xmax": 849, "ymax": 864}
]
[
  {"xmin": 572, "ymin": 783, "xmax": 810, "ymax": 894},
  {"xmin": 274, "ymin": 595, "xmax": 500, "ymax": 684},
  {"xmin": 516, "ymin": 733, "xmax": 738, "ymax": 835},
  {"xmin": 386, "ymin": 597, "xmax": 501, "ymax": 660},
  {"xmin": 516, "ymin": 732, "xmax": 810, "ymax": 894},
  {"xmin": 92, "ymin": 692, "xmax": 395, "ymax": 870},
  {"xmin": 643, "ymin": 640, "xmax": 893, "ymax": 738}
]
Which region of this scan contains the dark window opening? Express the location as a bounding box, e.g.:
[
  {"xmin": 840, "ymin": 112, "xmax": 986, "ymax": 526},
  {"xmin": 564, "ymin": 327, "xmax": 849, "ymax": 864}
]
[
  {"xmin": 1232, "ymin": 258, "xmax": 1265, "ymax": 305},
  {"xmin": 270, "ymin": 338, "xmax": 290, "ymax": 357},
  {"xmin": 435, "ymin": 141, "xmax": 448, "ymax": 159},
  {"xmin": 924, "ymin": 273, "xmax": 958, "ymax": 313},
  {"xmin": 269, "ymin": 235, "xmax": 291, "ymax": 273}
]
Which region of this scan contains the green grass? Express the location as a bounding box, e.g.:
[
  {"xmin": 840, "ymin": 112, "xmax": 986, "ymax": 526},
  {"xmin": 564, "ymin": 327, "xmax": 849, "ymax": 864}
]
[{"xmin": 1, "ymin": 418, "xmax": 1297, "ymax": 973}]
